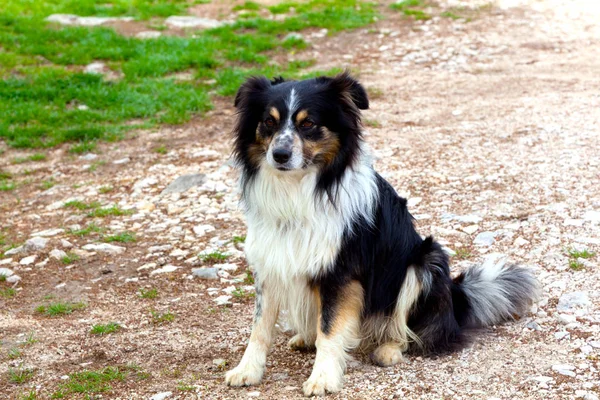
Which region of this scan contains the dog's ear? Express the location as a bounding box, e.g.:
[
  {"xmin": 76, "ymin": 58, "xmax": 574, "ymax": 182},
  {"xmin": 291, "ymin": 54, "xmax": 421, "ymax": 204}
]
[
  {"xmin": 318, "ymin": 71, "xmax": 369, "ymax": 110},
  {"xmin": 234, "ymin": 76, "xmax": 271, "ymax": 109}
]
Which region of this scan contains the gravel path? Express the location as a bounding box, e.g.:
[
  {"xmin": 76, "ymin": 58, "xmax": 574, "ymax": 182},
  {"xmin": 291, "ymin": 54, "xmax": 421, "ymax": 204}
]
[{"xmin": 1, "ymin": 1, "xmax": 599, "ymax": 399}]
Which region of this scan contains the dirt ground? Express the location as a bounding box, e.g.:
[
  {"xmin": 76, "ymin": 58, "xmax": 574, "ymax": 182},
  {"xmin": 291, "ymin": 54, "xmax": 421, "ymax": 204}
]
[{"xmin": 1, "ymin": 0, "xmax": 599, "ymax": 399}]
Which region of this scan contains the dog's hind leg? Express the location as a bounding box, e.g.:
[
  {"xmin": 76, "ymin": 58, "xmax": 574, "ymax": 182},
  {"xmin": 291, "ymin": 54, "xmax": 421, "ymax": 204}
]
[
  {"xmin": 225, "ymin": 279, "xmax": 280, "ymax": 387},
  {"xmin": 302, "ymin": 281, "xmax": 363, "ymax": 397}
]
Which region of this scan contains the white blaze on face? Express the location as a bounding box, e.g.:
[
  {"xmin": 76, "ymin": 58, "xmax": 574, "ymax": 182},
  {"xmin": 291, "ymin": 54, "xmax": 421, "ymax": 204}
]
[{"xmin": 266, "ymin": 88, "xmax": 304, "ymax": 170}]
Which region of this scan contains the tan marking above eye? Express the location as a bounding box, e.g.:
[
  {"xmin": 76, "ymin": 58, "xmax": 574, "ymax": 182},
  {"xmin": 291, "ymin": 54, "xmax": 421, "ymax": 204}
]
[
  {"xmin": 295, "ymin": 109, "xmax": 308, "ymax": 123},
  {"xmin": 269, "ymin": 107, "xmax": 280, "ymax": 121}
]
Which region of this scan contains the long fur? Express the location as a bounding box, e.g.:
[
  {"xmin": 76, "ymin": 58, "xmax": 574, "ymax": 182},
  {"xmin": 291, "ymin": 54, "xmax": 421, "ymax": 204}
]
[{"xmin": 227, "ymin": 72, "xmax": 540, "ymax": 395}]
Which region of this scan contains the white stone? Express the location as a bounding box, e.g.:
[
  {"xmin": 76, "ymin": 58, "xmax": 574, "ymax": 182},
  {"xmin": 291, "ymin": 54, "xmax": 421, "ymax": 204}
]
[
  {"xmin": 407, "ymin": 197, "xmax": 422, "ymax": 207},
  {"xmin": 4, "ymin": 246, "xmax": 23, "ymax": 255},
  {"xmin": 557, "ymin": 314, "xmax": 577, "ymax": 324},
  {"xmin": 583, "ymin": 210, "xmax": 600, "ymax": 222},
  {"xmin": 214, "ymin": 263, "xmax": 238, "ymax": 272},
  {"xmin": 84, "ymin": 62, "xmax": 106, "ymax": 75},
  {"xmin": 514, "ymin": 237, "xmax": 529, "ymax": 247},
  {"xmin": 46, "ymin": 14, "xmax": 133, "ymax": 26},
  {"xmin": 150, "ymin": 392, "xmax": 172, "ymax": 400},
  {"xmin": 49, "ymin": 249, "xmax": 68, "ymax": 260},
  {"xmin": 31, "ymin": 228, "xmax": 64, "ymax": 237},
  {"xmin": 137, "ymin": 262, "xmax": 157, "ymax": 271},
  {"xmin": 552, "ymin": 364, "xmax": 576, "ymax": 377},
  {"xmin": 248, "ymin": 392, "xmax": 260, "ymax": 397},
  {"xmin": 214, "ymin": 295, "xmax": 232, "ymax": 306},
  {"xmin": 193, "ymin": 224, "xmax": 216, "ymax": 237},
  {"xmin": 0, "ymin": 267, "xmax": 14, "ymax": 278},
  {"xmin": 474, "ymin": 231, "xmax": 496, "ymax": 246},
  {"xmin": 61, "ymin": 239, "xmax": 73, "ymax": 248},
  {"xmin": 461, "ymin": 224, "xmax": 479, "ymax": 234},
  {"xmin": 165, "ymin": 16, "xmax": 223, "ymax": 29},
  {"xmin": 557, "ymin": 291, "xmax": 591, "ymax": 312},
  {"xmin": 82, "ymin": 243, "xmax": 126, "ymax": 255},
  {"xmin": 24, "ymin": 237, "xmax": 48, "ymax": 251},
  {"xmin": 136, "ymin": 31, "xmax": 162, "ymax": 39},
  {"xmin": 20, "ymin": 255, "xmax": 37, "ymax": 265},
  {"xmin": 0, "ymin": 259, "xmax": 12, "ymax": 265},
  {"xmin": 79, "ymin": 153, "xmax": 98, "ymax": 160},
  {"xmin": 223, "ymin": 285, "xmax": 237, "ymax": 294},
  {"xmin": 150, "ymin": 265, "xmax": 179, "ymax": 275},
  {"xmin": 113, "ymin": 157, "xmax": 130, "ymax": 165}
]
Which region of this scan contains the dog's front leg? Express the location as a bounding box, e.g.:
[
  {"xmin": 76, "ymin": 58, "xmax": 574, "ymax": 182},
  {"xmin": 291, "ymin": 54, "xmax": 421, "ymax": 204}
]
[
  {"xmin": 225, "ymin": 279, "xmax": 279, "ymax": 387},
  {"xmin": 303, "ymin": 281, "xmax": 363, "ymax": 397}
]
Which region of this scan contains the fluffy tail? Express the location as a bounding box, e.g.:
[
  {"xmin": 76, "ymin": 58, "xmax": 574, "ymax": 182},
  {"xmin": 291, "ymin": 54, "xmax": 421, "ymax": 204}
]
[{"xmin": 453, "ymin": 254, "xmax": 540, "ymax": 328}]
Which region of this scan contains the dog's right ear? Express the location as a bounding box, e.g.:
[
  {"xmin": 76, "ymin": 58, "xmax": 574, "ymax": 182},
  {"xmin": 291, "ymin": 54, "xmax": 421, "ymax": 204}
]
[{"xmin": 234, "ymin": 76, "xmax": 271, "ymax": 109}]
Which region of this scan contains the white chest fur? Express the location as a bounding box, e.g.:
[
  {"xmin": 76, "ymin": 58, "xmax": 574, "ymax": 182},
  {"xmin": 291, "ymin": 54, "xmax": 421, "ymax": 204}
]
[{"xmin": 243, "ymin": 159, "xmax": 377, "ymax": 283}]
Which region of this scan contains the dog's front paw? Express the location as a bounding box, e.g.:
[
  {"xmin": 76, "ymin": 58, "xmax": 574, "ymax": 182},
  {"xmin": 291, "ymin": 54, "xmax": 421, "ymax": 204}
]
[
  {"xmin": 225, "ymin": 363, "xmax": 264, "ymax": 387},
  {"xmin": 371, "ymin": 342, "xmax": 405, "ymax": 367},
  {"xmin": 302, "ymin": 371, "xmax": 343, "ymax": 397},
  {"xmin": 288, "ymin": 334, "xmax": 315, "ymax": 351}
]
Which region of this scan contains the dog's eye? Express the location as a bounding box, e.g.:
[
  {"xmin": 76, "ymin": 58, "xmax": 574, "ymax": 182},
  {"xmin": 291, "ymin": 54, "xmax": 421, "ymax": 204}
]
[
  {"xmin": 264, "ymin": 118, "xmax": 275, "ymax": 128},
  {"xmin": 300, "ymin": 120, "xmax": 314, "ymax": 129}
]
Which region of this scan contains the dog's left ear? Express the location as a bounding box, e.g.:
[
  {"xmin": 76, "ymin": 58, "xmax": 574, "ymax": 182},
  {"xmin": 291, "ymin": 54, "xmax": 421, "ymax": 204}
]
[
  {"xmin": 323, "ymin": 72, "xmax": 369, "ymax": 110},
  {"xmin": 234, "ymin": 76, "xmax": 271, "ymax": 109}
]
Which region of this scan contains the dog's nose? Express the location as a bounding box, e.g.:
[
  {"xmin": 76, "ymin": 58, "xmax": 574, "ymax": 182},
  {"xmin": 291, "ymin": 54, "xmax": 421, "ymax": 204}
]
[{"xmin": 272, "ymin": 148, "xmax": 292, "ymax": 164}]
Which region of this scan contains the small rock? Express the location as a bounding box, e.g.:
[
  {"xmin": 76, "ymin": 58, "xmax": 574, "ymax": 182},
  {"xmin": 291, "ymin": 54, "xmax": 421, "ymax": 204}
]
[
  {"xmin": 113, "ymin": 157, "xmax": 130, "ymax": 165},
  {"xmin": 79, "ymin": 153, "xmax": 98, "ymax": 161},
  {"xmin": 557, "ymin": 314, "xmax": 577, "ymax": 325},
  {"xmin": 136, "ymin": 31, "xmax": 161, "ymax": 39},
  {"xmin": 557, "ymin": 291, "xmax": 591, "ymax": 312},
  {"xmin": 554, "ymin": 331, "xmax": 570, "ymax": 340},
  {"xmin": 526, "ymin": 321, "xmax": 541, "ymax": 331},
  {"xmin": 583, "ymin": 210, "xmax": 600, "ymax": 222},
  {"xmin": 461, "ymin": 224, "xmax": 479, "ymax": 235},
  {"xmin": 0, "ymin": 267, "xmax": 15, "ymax": 278},
  {"xmin": 214, "ymin": 295, "xmax": 232, "ymax": 306},
  {"xmin": 452, "ymin": 109, "xmax": 463, "ymax": 116},
  {"xmin": 161, "ymin": 174, "xmax": 207, "ymax": 195},
  {"xmin": 84, "ymin": 62, "xmax": 106, "ymax": 75},
  {"xmin": 474, "ymin": 231, "xmax": 496, "ymax": 246},
  {"xmin": 551, "ymin": 364, "xmax": 576, "ymax": 377},
  {"xmin": 283, "ymin": 32, "xmax": 303, "ymax": 42},
  {"xmin": 4, "ymin": 246, "xmax": 23, "ymax": 255},
  {"xmin": 61, "ymin": 239, "xmax": 73, "ymax": 248},
  {"xmin": 82, "ymin": 243, "xmax": 126, "ymax": 255},
  {"xmin": 407, "ymin": 197, "xmax": 422, "ymax": 207},
  {"xmin": 24, "ymin": 237, "xmax": 49, "ymax": 251},
  {"xmin": 31, "ymin": 228, "xmax": 65, "ymax": 237},
  {"xmin": 212, "ymin": 358, "xmax": 227, "ymax": 368},
  {"xmin": 193, "ymin": 224, "xmax": 216, "ymax": 237},
  {"xmin": 150, "ymin": 392, "xmax": 172, "ymax": 400},
  {"xmin": 514, "ymin": 237, "xmax": 529, "ymax": 247},
  {"xmin": 149, "ymin": 265, "xmax": 179, "ymax": 275},
  {"xmin": 20, "ymin": 255, "xmax": 37, "ymax": 265},
  {"xmin": 248, "ymin": 392, "xmax": 260, "ymax": 398},
  {"xmin": 215, "ymin": 263, "xmax": 238, "ymax": 272},
  {"xmin": 192, "ymin": 267, "xmax": 219, "ymax": 280},
  {"xmin": 49, "ymin": 249, "xmax": 68, "ymax": 260},
  {"xmin": 165, "ymin": 16, "xmax": 223, "ymax": 29}
]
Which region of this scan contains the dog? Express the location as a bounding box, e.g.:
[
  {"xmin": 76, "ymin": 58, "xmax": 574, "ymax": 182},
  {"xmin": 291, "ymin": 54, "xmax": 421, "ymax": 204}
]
[{"xmin": 225, "ymin": 72, "xmax": 539, "ymax": 396}]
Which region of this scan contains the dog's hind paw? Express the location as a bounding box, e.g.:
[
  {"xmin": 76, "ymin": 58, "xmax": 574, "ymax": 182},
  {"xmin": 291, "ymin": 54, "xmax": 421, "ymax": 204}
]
[
  {"xmin": 288, "ymin": 334, "xmax": 315, "ymax": 351},
  {"xmin": 225, "ymin": 363, "xmax": 263, "ymax": 387},
  {"xmin": 370, "ymin": 342, "xmax": 406, "ymax": 367}
]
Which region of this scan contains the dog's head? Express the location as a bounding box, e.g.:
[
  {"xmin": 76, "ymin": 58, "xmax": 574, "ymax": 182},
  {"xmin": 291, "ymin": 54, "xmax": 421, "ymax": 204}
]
[{"xmin": 233, "ymin": 72, "xmax": 369, "ymax": 180}]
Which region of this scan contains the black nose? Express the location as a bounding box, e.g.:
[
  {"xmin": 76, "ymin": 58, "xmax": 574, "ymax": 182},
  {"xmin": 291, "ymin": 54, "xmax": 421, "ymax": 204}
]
[{"xmin": 272, "ymin": 148, "xmax": 292, "ymax": 164}]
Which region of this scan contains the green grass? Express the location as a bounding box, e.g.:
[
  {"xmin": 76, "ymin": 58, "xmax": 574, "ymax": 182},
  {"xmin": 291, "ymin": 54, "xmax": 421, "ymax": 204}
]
[
  {"xmin": 454, "ymin": 248, "xmax": 473, "ymax": 260},
  {"xmin": 233, "ymin": 2, "xmax": 262, "ymax": 12},
  {"xmin": 8, "ymin": 347, "xmax": 22, "ymax": 359},
  {"xmin": 199, "ymin": 251, "xmax": 230, "ymax": 263},
  {"xmin": 232, "ymin": 287, "xmax": 255, "ymax": 299},
  {"xmin": 8, "ymin": 366, "xmax": 35, "ymax": 384},
  {"xmin": 363, "ymin": 119, "xmax": 381, "ymax": 128},
  {"xmin": 139, "ymin": 288, "xmax": 158, "ymax": 299},
  {"xmin": 40, "ymin": 178, "xmax": 55, "ymax": 190},
  {"xmin": 69, "ymin": 223, "xmax": 104, "ymax": 236},
  {"xmin": 153, "ymin": 145, "xmax": 168, "ymax": 154},
  {"xmin": 19, "ymin": 390, "xmax": 37, "ymax": 400},
  {"xmin": 177, "ymin": 381, "xmax": 196, "ymax": 392},
  {"xmin": 390, "ymin": 0, "xmax": 432, "ymax": 20},
  {"xmin": 567, "ymin": 248, "xmax": 595, "ymax": 271},
  {"xmin": 87, "ymin": 205, "xmax": 133, "ymax": 218},
  {"xmin": 61, "ymin": 252, "xmax": 80, "ymax": 265},
  {"xmin": 35, "ymin": 301, "xmax": 86, "ymax": 317},
  {"xmin": 51, "ymin": 366, "xmax": 126, "ymax": 398},
  {"xmin": 64, "ymin": 200, "xmax": 101, "ymax": 210},
  {"xmin": 103, "ymin": 232, "xmax": 136, "ymax": 243},
  {"xmin": 150, "ymin": 310, "xmax": 175, "ymax": 324},
  {"xmin": 0, "ymin": 181, "xmax": 16, "ymax": 191},
  {"xmin": 91, "ymin": 322, "xmax": 120, "ymax": 335},
  {"xmin": 23, "ymin": 331, "xmax": 38, "ymax": 346},
  {"xmin": 98, "ymin": 185, "xmax": 113, "ymax": 194},
  {"xmin": 1, "ymin": 287, "xmax": 17, "ymax": 298},
  {"xmin": 1, "ymin": 0, "xmax": 377, "ymax": 149},
  {"xmin": 232, "ymin": 235, "xmax": 246, "ymax": 245},
  {"xmin": 11, "ymin": 153, "xmax": 46, "ymax": 164},
  {"xmin": 244, "ymin": 270, "xmax": 255, "ymax": 285},
  {"xmin": 88, "ymin": 160, "xmax": 106, "ymax": 172}
]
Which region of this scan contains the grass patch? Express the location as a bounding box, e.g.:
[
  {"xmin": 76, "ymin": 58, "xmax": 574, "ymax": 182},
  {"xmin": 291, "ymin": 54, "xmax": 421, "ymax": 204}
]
[
  {"xmin": 40, "ymin": 178, "xmax": 55, "ymax": 190},
  {"xmin": 232, "ymin": 287, "xmax": 255, "ymax": 300},
  {"xmin": 244, "ymin": 269, "xmax": 255, "ymax": 285},
  {"xmin": 19, "ymin": 390, "xmax": 37, "ymax": 400},
  {"xmin": 98, "ymin": 185, "xmax": 113, "ymax": 194},
  {"xmin": 52, "ymin": 366, "xmax": 126, "ymax": 398},
  {"xmin": 61, "ymin": 252, "xmax": 80, "ymax": 265},
  {"xmin": 8, "ymin": 347, "xmax": 22, "ymax": 359},
  {"xmin": 88, "ymin": 160, "xmax": 106, "ymax": 172},
  {"xmin": 0, "ymin": 181, "xmax": 16, "ymax": 191},
  {"xmin": 177, "ymin": 381, "xmax": 196, "ymax": 392},
  {"xmin": 153, "ymin": 145, "xmax": 168, "ymax": 155},
  {"xmin": 1, "ymin": 287, "xmax": 16, "ymax": 298},
  {"xmin": 151, "ymin": 310, "xmax": 175, "ymax": 325},
  {"xmin": 139, "ymin": 288, "xmax": 158, "ymax": 299},
  {"xmin": 11, "ymin": 153, "xmax": 46, "ymax": 164},
  {"xmin": 88, "ymin": 205, "xmax": 133, "ymax": 218},
  {"xmin": 1, "ymin": 0, "xmax": 377, "ymax": 149},
  {"xmin": 454, "ymin": 248, "xmax": 473, "ymax": 260},
  {"xmin": 199, "ymin": 251, "xmax": 229, "ymax": 264},
  {"xmin": 363, "ymin": 119, "xmax": 381, "ymax": 128},
  {"xmin": 23, "ymin": 331, "xmax": 38, "ymax": 346},
  {"xmin": 91, "ymin": 322, "xmax": 120, "ymax": 335},
  {"xmin": 69, "ymin": 223, "xmax": 104, "ymax": 236},
  {"xmin": 35, "ymin": 301, "xmax": 86, "ymax": 317},
  {"xmin": 567, "ymin": 248, "xmax": 595, "ymax": 271},
  {"xmin": 103, "ymin": 232, "xmax": 136, "ymax": 243},
  {"xmin": 390, "ymin": 0, "xmax": 432, "ymax": 20},
  {"xmin": 232, "ymin": 235, "xmax": 246, "ymax": 245},
  {"xmin": 64, "ymin": 200, "xmax": 101, "ymax": 211},
  {"xmin": 233, "ymin": 1, "xmax": 262, "ymax": 12},
  {"xmin": 8, "ymin": 366, "xmax": 34, "ymax": 384}
]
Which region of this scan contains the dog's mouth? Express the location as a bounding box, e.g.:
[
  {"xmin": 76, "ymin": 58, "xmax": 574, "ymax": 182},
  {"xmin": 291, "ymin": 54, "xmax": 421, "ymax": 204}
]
[{"xmin": 275, "ymin": 166, "xmax": 291, "ymax": 171}]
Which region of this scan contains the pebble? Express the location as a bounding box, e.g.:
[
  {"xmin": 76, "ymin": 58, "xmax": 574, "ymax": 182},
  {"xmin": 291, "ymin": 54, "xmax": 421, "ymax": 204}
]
[
  {"xmin": 473, "ymin": 231, "xmax": 496, "ymax": 246},
  {"xmin": 192, "ymin": 267, "xmax": 219, "ymax": 280},
  {"xmin": 193, "ymin": 224, "xmax": 216, "ymax": 237},
  {"xmin": 136, "ymin": 31, "xmax": 161, "ymax": 39},
  {"xmin": 82, "ymin": 243, "xmax": 126, "ymax": 255},
  {"xmin": 557, "ymin": 291, "xmax": 591, "ymax": 312},
  {"xmin": 46, "ymin": 14, "xmax": 133, "ymax": 26},
  {"xmin": 165, "ymin": 16, "xmax": 223, "ymax": 29},
  {"xmin": 61, "ymin": 239, "xmax": 73, "ymax": 248},
  {"xmin": 4, "ymin": 246, "xmax": 23, "ymax": 255},
  {"xmin": 161, "ymin": 173, "xmax": 207, "ymax": 195},
  {"xmin": 583, "ymin": 210, "xmax": 600, "ymax": 222},
  {"xmin": 551, "ymin": 364, "xmax": 576, "ymax": 377},
  {"xmin": 31, "ymin": 228, "xmax": 64, "ymax": 237},
  {"xmin": 79, "ymin": 153, "xmax": 98, "ymax": 161},
  {"xmin": 24, "ymin": 237, "xmax": 48, "ymax": 251},
  {"xmin": 461, "ymin": 224, "xmax": 479, "ymax": 234},
  {"xmin": 20, "ymin": 255, "xmax": 37, "ymax": 265},
  {"xmin": 513, "ymin": 237, "xmax": 529, "ymax": 247},
  {"xmin": 214, "ymin": 263, "xmax": 238, "ymax": 272},
  {"xmin": 113, "ymin": 157, "xmax": 131, "ymax": 165},
  {"xmin": 150, "ymin": 392, "xmax": 172, "ymax": 400},
  {"xmin": 0, "ymin": 267, "xmax": 14, "ymax": 278},
  {"xmin": 248, "ymin": 392, "xmax": 260, "ymax": 397},
  {"xmin": 149, "ymin": 265, "xmax": 179, "ymax": 275},
  {"xmin": 83, "ymin": 62, "xmax": 106, "ymax": 75},
  {"xmin": 214, "ymin": 295, "xmax": 232, "ymax": 306},
  {"xmin": 557, "ymin": 314, "xmax": 577, "ymax": 325},
  {"xmin": 49, "ymin": 249, "xmax": 68, "ymax": 260}
]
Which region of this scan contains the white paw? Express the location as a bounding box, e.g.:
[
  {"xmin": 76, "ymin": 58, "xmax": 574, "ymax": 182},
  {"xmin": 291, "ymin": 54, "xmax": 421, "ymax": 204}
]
[
  {"xmin": 371, "ymin": 343, "xmax": 405, "ymax": 367},
  {"xmin": 225, "ymin": 363, "xmax": 264, "ymax": 387},
  {"xmin": 288, "ymin": 334, "xmax": 315, "ymax": 351},
  {"xmin": 302, "ymin": 371, "xmax": 343, "ymax": 397}
]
